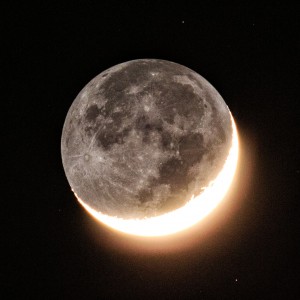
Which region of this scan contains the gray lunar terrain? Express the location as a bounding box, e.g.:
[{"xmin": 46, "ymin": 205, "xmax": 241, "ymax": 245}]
[{"xmin": 61, "ymin": 59, "xmax": 232, "ymax": 219}]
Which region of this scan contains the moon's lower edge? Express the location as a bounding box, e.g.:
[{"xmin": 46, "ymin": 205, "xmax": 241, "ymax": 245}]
[{"xmin": 73, "ymin": 114, "xmax": 239, "ymax": 237}]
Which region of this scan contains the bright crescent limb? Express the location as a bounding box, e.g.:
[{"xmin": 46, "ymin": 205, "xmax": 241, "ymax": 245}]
[{"xmin": 74, "ymin": 114, "xmax": 239, "ymax": 237}]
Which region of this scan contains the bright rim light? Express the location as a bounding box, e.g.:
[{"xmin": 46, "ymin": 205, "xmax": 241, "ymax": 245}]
[{"xmin": 74, "ymin": 114, "xmax": 239, "ymax": 237}]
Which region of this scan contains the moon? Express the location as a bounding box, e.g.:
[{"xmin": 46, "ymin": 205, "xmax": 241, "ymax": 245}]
[{"xmin": 61, "ymin": 59, "xmax": 238, "ymax": 236}]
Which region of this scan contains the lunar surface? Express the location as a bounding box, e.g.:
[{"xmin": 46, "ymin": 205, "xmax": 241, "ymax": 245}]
[{"xmin": 61, "ymin": 59, "xmax": 238, "ymax": 234}]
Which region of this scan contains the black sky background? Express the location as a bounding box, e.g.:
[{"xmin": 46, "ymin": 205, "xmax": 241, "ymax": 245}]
[{"xmin": 3, "ymin": 1, "xmax": 299, "ymax": 299}]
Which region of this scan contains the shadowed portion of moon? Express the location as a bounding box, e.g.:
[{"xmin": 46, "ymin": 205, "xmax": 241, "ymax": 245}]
[{"xmin": 61, "ymin": 59, "xmax": 232, "ymax": 219}]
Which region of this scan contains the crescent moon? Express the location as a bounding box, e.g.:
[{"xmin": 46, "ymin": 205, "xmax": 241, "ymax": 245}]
[{"xmin": 73, "ymin": 114, "xmax": 238, "ymax": 237}]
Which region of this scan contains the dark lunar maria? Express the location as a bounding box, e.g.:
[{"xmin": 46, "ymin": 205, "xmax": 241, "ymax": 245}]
[{"xmin": 61, "ymin": 59, "xmax": 232, "ymax": 219}]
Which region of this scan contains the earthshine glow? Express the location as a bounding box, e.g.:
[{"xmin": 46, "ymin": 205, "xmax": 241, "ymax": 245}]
[{"xmin": 74, "ymin": 114, "xmax": 238, "ymax": 237}]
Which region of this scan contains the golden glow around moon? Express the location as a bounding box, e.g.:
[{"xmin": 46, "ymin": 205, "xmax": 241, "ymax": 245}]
[{"xmin": 74, "ymin": 115, "xmax": 239, "ymax": 237}]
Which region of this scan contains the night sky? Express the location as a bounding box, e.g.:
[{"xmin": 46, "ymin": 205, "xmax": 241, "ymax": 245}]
[{"xmin": 4, "ymin": 2, "xmax": 299, "ymax": 299}]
